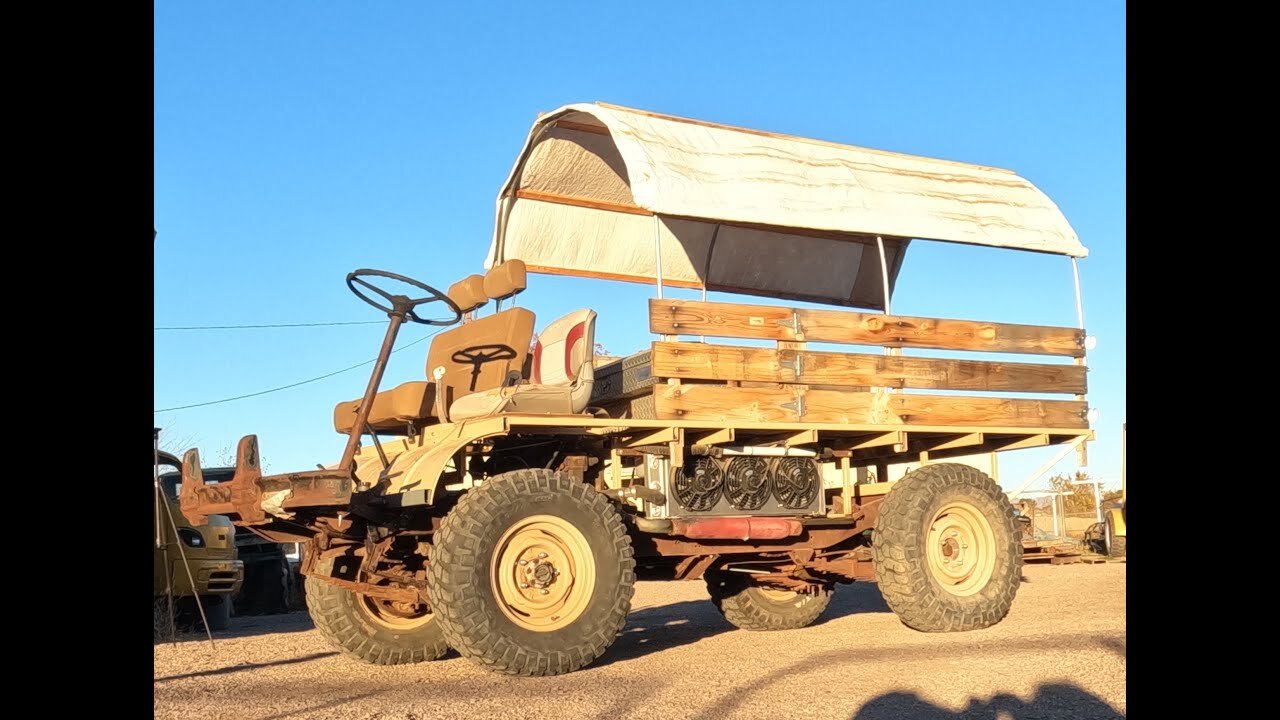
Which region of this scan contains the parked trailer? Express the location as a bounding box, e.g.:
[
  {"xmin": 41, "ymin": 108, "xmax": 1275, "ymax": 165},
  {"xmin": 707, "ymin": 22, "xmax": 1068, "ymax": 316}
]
[{"xmin": 179, "ymin": 103, "xmax": 1093, "ymax": 676}]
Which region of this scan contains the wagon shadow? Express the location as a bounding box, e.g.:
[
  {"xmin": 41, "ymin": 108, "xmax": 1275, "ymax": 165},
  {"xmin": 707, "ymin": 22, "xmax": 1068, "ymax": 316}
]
[
  {"xmin": 850, "ymin": 682, "xmax": 1124, "ymax": 719},
  {"xmin": 598, "ymin": 582, "xmax": 894, "ymax": 667}
]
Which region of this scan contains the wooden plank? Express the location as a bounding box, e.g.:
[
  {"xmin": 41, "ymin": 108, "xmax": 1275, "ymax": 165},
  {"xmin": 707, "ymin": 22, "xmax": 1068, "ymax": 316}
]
[
  {"xmin": 653, "ymin": 385, "xmax": 1088, "ymax": 429},
  {"xmin": 651, "ymin": 342, "xmax": 1086, "ymax": 394},
  {"xmin": 516, "ymin": 188, "xmax": 653, "ymax": 216},
  {"xmin": 649, "ymin": 299, "xmax": 1084, "ymax": 357},
  {"xmin": 552, "ymin": 119, "xmax": 610, "ymax": 135}
]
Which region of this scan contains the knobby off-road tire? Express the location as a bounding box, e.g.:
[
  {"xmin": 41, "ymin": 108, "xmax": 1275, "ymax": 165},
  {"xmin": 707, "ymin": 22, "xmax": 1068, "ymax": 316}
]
[
  {"xmin": 873, "ymin": 463, "xmax": 1021, "ymax": 633},
  {"xmin": 1107, "ymin": 533, "xmax": 1127, "ymax": 558},
  {"xmin": 429, "ymin": 469, "xmax": 636, "ymax": 676},
  {"xmin": 305, "ymin": 557, "xmax": 449, "ymax": 666},
  {"xmin": 706, "ymin": 572, "xmax": 833, "ymax": 630}
]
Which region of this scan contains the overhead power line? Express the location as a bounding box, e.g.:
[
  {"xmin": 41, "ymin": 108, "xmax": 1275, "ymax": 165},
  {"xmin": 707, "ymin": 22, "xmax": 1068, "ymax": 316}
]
[
  {"xmin": 155, "ymin": 320, "xmax": 384, "ymax": 330},
  {"xmin": 154, "ymin": 329, "xmax": 441, "ymax": 413}
]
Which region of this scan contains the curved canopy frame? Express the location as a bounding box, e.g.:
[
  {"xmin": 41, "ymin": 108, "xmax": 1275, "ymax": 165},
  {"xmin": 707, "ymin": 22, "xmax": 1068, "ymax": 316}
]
[{"xmin": 488, "ymin": 102, "xmax": 1085, "ymax": 310}]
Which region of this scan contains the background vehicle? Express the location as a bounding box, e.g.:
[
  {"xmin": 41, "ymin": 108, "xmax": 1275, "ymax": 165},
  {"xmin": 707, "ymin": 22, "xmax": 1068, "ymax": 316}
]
[
  {"xmin": 1100, "ymin": 423, "xmax": 1126, "ymax": 557},
  {"xmin": 179, "ymin": 103, "xmax": 1095, "ymax": 676},
  {"xmin": 154, "ymin": 447, "xmax": 243, "ymax": 635}
]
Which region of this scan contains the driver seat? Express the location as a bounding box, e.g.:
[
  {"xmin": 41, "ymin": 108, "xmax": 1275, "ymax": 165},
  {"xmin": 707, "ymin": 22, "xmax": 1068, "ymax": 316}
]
[
  {"xmin": 448, "ymin": 309, "xmax": 597, "ymax": 420},
  {"xmin": 332, "ymin": 263, "xmax": 535, "ymax": 434}
]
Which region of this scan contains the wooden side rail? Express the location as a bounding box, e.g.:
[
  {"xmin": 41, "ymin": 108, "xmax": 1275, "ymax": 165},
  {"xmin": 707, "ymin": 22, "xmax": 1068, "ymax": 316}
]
[
  {"xmin": 649, "ymin": 299, "xmax": 1085, "ymax": 357},
  {"xmin": 654, "ymin": 384, "xmax": 1089, "ymax": 428},
  {"xmin": 651, "ymin": 342, "xmax": 1086, "ymax": 394}
]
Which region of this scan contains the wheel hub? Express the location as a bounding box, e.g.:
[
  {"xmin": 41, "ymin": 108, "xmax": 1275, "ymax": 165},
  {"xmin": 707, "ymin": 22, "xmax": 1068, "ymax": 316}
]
[
  {"xmin": 492, "ymin": 515, "xmax": 596, "ymax": 632},
  {"xmin": 925, "ymin": 501, "xmax": 997, "ymax": 597}
]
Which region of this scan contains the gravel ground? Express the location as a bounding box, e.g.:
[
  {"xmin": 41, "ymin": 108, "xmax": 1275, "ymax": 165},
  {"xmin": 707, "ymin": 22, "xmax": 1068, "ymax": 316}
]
[{"xmin": 155, "ymin": 562, "xmax": 1125, "ymax": 719}]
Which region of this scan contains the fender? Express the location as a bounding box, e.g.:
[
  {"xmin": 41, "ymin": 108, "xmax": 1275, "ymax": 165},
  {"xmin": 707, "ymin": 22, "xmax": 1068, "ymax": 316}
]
[{"xmin": 354, "ymin": 415, "xmax": 511, "ymax": 503}]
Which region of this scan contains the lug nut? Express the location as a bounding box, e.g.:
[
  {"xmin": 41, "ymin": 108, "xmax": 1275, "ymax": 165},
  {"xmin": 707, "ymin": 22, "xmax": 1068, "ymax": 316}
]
[
  {"xmin": 540, "ymin": 589, "xmax": 549, "ymax": 595},
  {"xmin": 519, "ymin": 583, "xmax": 529, "ymax": 588},
  {"xmin": 518, "ymin": 559, "xmax": 528, "ymax": 566},
  {"xmin": 538, "ymin": 552, "xmax": 548, "ymax": 559}
]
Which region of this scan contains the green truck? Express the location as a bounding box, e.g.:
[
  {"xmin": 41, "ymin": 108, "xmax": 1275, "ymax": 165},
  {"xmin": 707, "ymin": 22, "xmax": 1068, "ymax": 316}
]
[{"xmin": 154, "ymin": 450, "xmax": 243, "ymax": 633}]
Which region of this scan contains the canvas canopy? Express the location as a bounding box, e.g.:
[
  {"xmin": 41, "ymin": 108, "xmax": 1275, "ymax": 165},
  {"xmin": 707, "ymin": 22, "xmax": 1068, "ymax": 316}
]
[{"xmin": 487, "ymin": 102, "xmax": 1085, "ymax": 311}]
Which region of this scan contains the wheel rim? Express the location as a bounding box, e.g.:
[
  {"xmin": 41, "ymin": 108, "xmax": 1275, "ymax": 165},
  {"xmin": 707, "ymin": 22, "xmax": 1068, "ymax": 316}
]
[
  {"xmin": 925, "ymin": 501, "xmax": 998, "ymax": 597},
  {"xmin": 756, "ymin": 587, "xmax": 801, "ymax": 603},
  {"xmin": 491, "ymin": 514, "xmax": 596, "ymax": 632},
  {"xmin": 358, "ymin": 581, "xmax": 433, "ymax": 631}
]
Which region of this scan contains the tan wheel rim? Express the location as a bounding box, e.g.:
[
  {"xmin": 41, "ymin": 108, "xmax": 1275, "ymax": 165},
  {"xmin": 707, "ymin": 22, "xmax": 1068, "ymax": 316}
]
[
  {"xmin": 757, "ymin": 587, "xmax": 800, "ymax": 603},
  {"xmin": 491, "ymin": 514, "xmax": 596, "ymax": 632},
  {"xmin": 926, "ymin": 501, "xmax": 997, "ymax": 597},
  {"xmin": 359, "ymin": 589, "xmax": 433, "ymax": 631}
]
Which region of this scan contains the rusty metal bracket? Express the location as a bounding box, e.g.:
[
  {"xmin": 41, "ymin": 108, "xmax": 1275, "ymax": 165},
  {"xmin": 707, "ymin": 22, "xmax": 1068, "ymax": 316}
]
[{"xmin": 302, "ymin": 573, "xmax": 419, "ymax": 604}]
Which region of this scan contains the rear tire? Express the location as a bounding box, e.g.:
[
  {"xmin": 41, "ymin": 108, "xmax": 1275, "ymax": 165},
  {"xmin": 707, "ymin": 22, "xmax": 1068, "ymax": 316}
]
[
  {"xmin": 429, "ymin": 469, "xmax": 636, "ymax": 676},
  {"xmin": 706, "ymin": 573, "xmax": 832, "ymax": 630},
  {"xmin": 873, "ymin": 463, "xmax": 1021, "ymax": 633},
  {"xmin": 305, "ymin": 559, "xmax": 448, "ymax": 665}
]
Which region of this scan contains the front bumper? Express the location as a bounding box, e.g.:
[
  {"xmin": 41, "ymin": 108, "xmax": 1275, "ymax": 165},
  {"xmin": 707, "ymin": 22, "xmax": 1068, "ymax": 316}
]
[
  {"xmin": 180, "ymin": 435, "xmax": 352, "ymax": 527},
  {"xmin": 167, "ymin": 559, "xmax": 245, "ymax": 596}
]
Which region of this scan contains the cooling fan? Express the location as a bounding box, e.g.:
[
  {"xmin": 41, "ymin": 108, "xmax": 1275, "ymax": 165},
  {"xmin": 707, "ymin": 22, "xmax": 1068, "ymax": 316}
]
[
  {"xmin": 672, "ymin": 457, "xmax": 724, "ymax": 511},
  {"xmin": 724, "ymin": 456, "xmax": 771, "ymax": 511},
  {"xmin": 772, "ymin": 457, "xmax": 821, "ymax": 509}
]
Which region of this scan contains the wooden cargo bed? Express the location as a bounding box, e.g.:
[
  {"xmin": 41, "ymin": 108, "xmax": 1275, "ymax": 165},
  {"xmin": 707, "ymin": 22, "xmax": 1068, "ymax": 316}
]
[{"xmin": 588, "ymin": 299, "xmax": 1089, "ymax": 436}]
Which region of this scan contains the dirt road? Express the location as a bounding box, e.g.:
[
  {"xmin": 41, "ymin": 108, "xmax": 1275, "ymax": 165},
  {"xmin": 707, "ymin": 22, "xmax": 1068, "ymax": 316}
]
[{"xmin": 155, "ymin": 562, "xmax": 1125, "ymax": 719}]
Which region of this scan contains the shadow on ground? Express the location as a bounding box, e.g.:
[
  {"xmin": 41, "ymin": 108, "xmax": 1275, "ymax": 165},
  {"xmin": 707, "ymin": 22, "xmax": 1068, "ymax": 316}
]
[
  {"xmin": 219, "ymin": 611, "xmax": 315, "ymax": 639},
  {"xmin": 851, "ymin": 683, "xmax": 1123, "ymax": 719},
  {"xmin": 155, "ymin": 651, "xmax": 338, "ymax": 684},
  {"xmin": 598, "ymin": 581, "xmax": 891, "ymax": 666}
]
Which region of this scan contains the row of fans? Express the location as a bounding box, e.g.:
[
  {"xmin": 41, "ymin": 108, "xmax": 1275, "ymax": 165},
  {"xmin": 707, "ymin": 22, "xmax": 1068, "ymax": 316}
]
[{"xmin": 671, "ymin": 456, "xmax": 822, "ymax": 512}]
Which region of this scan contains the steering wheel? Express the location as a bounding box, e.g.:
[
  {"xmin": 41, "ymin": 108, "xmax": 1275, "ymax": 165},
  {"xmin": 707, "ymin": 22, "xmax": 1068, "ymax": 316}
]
[
  {"xmin": 451, "ymin": 345, "xmax": 519, "ymax": 391},
  {"xmin": 346, "ymin": 269, "xmax": 462, "ymax": 326}
]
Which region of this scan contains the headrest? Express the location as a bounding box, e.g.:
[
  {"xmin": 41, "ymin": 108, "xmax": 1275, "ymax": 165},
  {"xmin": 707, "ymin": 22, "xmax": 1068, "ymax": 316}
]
[
  {"xmin": 447, "ymin": 274, "xmax": 488, "ymax": 314},
  {"xmin": 484, "ymin": 259, "xmax": 527, "ymax": 301}
]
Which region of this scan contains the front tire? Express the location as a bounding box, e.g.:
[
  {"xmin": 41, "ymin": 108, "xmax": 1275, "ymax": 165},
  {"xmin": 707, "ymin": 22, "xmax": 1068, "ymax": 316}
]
[
  {"xmin": 706, "ymin": 573, "xmax": 832, "ymax": 630},
  {"xmin": 873, "ymin": 463, "xmax": 1021, "ymax": 633},
  {"xmin": 429, "ymin": 469, "xmax": 636, "ymax": 676},
  {"xmin": 305, "ymin": 558, "xmax": 449, "ymax": 665}
]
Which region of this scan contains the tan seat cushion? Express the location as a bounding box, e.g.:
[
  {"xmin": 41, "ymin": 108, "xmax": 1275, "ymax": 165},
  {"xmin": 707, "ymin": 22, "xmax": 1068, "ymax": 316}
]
[
  {"xmin": 333, "ymin": 381, "xmax": 435, "ymax": 433},
  {"xmin": 449, "ymin": 383, "xmax": 578, "ymax": 421}
]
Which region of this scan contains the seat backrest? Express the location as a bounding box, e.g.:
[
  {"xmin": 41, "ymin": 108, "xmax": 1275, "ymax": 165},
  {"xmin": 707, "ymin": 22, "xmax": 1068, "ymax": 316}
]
[
  {"xmin": 532, "ymin": 309, "xmax": 597, "ymax": 398},
  {"xmin": 425, "ymin": 307, "xmax": 536, "ymax": 397},
  {"xmin": 447, "ymin": 274, "xmax": 488, "ymax": 319}
]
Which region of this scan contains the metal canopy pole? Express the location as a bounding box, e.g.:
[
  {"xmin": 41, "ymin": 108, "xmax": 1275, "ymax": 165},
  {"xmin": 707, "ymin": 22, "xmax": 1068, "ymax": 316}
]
[
  {"xmin": 876, "ymin": 236, "xmax": 891, "ymax": 315},
  {"xmin": 653, "ymin": 215, "xmax": 664, "ymax": 300},
  {"xmin": 1071, "ymin": 258, "xmax": 1085, "ymax": 329}
]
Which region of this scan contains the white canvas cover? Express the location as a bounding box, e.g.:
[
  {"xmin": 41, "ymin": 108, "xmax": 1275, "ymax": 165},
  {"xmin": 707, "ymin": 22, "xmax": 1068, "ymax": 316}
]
[{"xmin": 487, "ymin": 103, "xmax": 1085, "ymax": 310}]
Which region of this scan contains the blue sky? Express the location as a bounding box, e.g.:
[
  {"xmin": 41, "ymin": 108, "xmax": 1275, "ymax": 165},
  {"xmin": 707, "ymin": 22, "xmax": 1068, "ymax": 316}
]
[{"xmin": 154, "ymin": 2, "xmax": 1125, "ymax": 493}]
